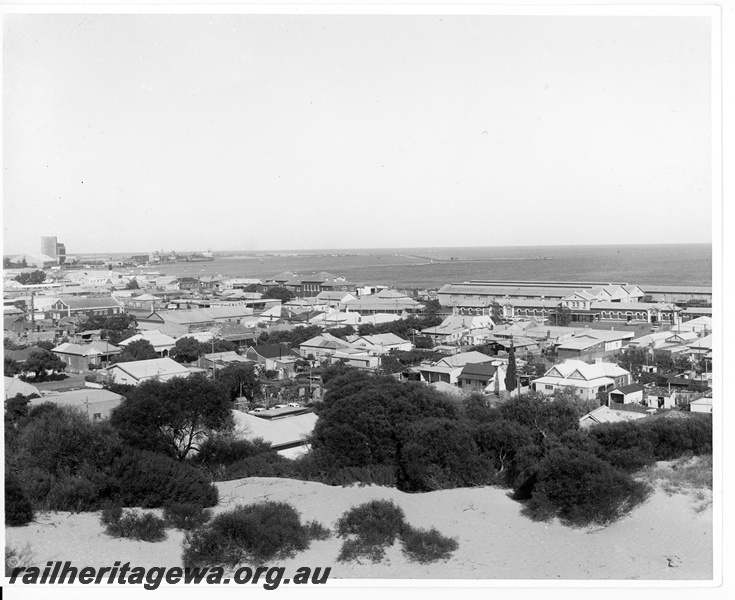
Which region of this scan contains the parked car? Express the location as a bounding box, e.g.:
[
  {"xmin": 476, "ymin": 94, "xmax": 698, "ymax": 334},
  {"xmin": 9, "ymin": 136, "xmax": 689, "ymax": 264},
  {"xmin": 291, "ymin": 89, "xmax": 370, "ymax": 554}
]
[
  {"xmin": 287, "ymin": 402, "xmax": 300, "ymax": 408},
  {"xmin": 650, "ymin": 325, "xmax": 661, "ymax": 331},
  {"xmin": 251, "ymin": 407, "xmax": 265, "ymax": 413},
  {"xmin": 274, "ymin": 404, "xmax": 287, "ymax": 409}
]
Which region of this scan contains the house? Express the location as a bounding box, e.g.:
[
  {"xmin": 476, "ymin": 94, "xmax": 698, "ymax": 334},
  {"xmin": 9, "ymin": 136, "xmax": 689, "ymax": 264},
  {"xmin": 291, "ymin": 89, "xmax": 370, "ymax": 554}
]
[
  {"xmin": 314, "ymin": 291, "xmax": 358, "ymax": 309},
  {"xmin": 197, "ymin": 351, "xmax": 252, "ymax": 373},
  {"xmin": 48, "ymin": 296, "xmax": 124, "ymax": 321},
  {"xmin": 245, "ymin": 344, "xmax": 301, "ymax": 378},
  {"xmin": 607, "ymin": 383, "xmax": 645, "ymax": 405},
  {"xmin": 104, "ymin": 357, "xmax": 193, "ymax": 385},
  {"xmin": 674, "ymin": 316, "xmax": 712, "ymax": 335},
  {"xmin": 208, "ymin": 322, "xmax": 259, "ymax": 348},
  {"xmin": 457, "ymin": 362, "xmax": 498, "ymax": 393},
  {"xmin": 231, "ymin": 410, "xmax": 317, "ymax": 457},
  {"xmin": 3, "ymin": 315, "xmax": 26, "ymax": 337},
  {"xmin": 29, "ymin": 388, "xmax": 125, "ymax": 421},
  {"xmin": 4, "ymin": 377, "xmax": 40, "ymax": 400},
  {"xmin": 53, "ymin": 341, "xmax": 121, "ymax": 371},
  {"xmin": 329, "ymin": 349, "xmax": 379, "ymax": 371},
  {"xmin": 347, "ymin": 333, "xmax": 413, "ymax": 355},
  {"xmin": 418, "ymin": 351, "xmax": 497, "ymax": 386},
  {"xmin": 142, "ymin": 306, "xmax": 257, "ymax": 336},
  {"xmin": 555, "ymin": 330, "xmax": 634, "ymax": 359},
  {"xmin": 118, "ymin": 330, "xmax": 176, "ymax": 357},
  {"xmin": 579, "ymin": 405, "xmax": 649, "ymax": 429},
  {"xmin": 531, "ymin": 359, "xmax": 631, "ymax": 401},
  {"xmin": 421, "ymin": 315, "xmax": 494, "ymax": 345},
  {"xmin": 343, "ymin": 289, "xmax": 422, "ymax": 315},
  {"xmin": 645, "ymin": 386, "xmax": 677, "ymax": 410},
  {"xmin": 299, "ymin": 333, "xmax": 355, "ymax": 359},
  {"xmin": 689, "ymin": 396, "xmax": 713, "ymax": 414}
]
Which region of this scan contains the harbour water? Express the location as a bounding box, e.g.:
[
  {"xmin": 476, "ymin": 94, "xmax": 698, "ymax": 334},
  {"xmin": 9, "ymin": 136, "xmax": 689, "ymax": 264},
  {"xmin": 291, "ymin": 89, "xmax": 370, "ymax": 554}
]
[{"xmin": 117, "ymin": 244, "xmax": 711, "ymax": 289}]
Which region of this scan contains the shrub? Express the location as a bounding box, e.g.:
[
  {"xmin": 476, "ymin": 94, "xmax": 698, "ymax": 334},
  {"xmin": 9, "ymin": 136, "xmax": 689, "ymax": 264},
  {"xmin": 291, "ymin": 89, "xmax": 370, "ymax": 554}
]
[
  {"xmin": 102, "ymin": 509, "xmax": 167, "ymax": 542},
  {"xmin": 335, "ymin": 499, "xmax": 458, "ymax": 564},
  {"xmin": 5, "ymin": 472, "xmax": 34, "ymax": 526},
  {"xmin": 5, "ymin": 544, "xmax": 35, "ymax": 577},
  {"xmin": 522, "ymin": 448, "xmax": 651, "ymax": 527},
  {"xmin": 221, "ymin": 452, "xmax": 297, "ymax": 481},
  {"xmin": 641, "ymin": 415, "xmax": 712, "ymax": 460},
  {"xmin": 45, "ymin": 473, "xmax": 100, "ymax": 512},
  {"xmin": 182, "ymin": 501, "xmax": 326, "ymax": 568},
  {"xmin": 586, "ymin": 421, "xmax": 657, "ymax": 473},
  {"xmin": 335, "ymin": 500, "xmax": 406, "ymax": 563},
  {"xmin": 113, "ymin": 450, "xmax": 218, "ymax": 508},
  {"xmin": 163, "ymin": 503, "xmax": 212, "ymax": 531},
  {"xmin": 191, "ymin": 436, "xmax": 274, "ymax": 470},
  {"xmin": 398, "ymin": 419, "xmax": 493, "ymax": 492},
  {"xmin": 400, "ymin": 526, "xmax": 458, "ymax": 564},
  {"xmin": 305, "ymin": 520, "xmax": 331, "ymax": 541}
]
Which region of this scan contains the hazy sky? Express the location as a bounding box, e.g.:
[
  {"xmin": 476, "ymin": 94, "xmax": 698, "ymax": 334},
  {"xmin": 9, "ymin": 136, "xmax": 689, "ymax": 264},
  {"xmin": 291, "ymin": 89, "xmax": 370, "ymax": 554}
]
[{"xmin": 2, "ymin": 11, "xmax": 714, "ymax": 255}]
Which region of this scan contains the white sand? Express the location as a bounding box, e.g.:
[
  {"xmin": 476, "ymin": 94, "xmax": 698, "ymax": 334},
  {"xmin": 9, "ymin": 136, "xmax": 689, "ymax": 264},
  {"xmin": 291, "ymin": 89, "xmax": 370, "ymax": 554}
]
[{"xmin": 6, "ymin": 477, "xmax": 712, "ymax": 581}]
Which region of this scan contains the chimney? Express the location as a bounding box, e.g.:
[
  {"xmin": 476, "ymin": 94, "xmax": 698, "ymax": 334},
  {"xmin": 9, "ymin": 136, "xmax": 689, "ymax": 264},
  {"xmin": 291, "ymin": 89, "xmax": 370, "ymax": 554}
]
[{"xmin": 594, "ymin": 357, "xmax": 603, "ymax": 364}]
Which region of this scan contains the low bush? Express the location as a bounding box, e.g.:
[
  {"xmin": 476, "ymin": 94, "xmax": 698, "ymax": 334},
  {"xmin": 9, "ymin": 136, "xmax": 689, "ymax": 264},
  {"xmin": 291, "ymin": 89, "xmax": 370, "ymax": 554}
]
[
  {"xmin": 163, "ymin": 503, "xmax": 212, "ymax": 531},
  {"xmin": 5, "ymin": 543, "xmax": 35, "ymax": 577},
  {"xmin": 522, "ymin": 448, "xmax": 652, "ymax": 527},
  {"xmin": 45, "ymin": 473, "xmax": 100, "ymax": 512},
  {"xmin": 335, "ymin": 499, "xmax": 458, "ymax": 564},
  {"xmin": 305, "ymin": 520, "xmax": 331, "ymax": 541},
  {"xmin": 191, "ymin": 436, "xmax": 274, "ymax": 470},
  {"xmin": 221, "ymin": 452, "xmax": 297, "ymax": 481},
  {"xmin": 400, "ymin": 526, "xmax": 458, "ymax": 564},
  {"xmin": 113, "ymin": 450, "xmax": 218, "ymax": 508},
  {"xmin": 182, "ymin": 501, "xmax": 327, "ymax": 568},
  {"xmin": 641, "ymin": 415, "xmax": 712, "ymax": 460},
  {"xmin": 101, "ymin": 508, "xmax": 167, "ymax": 543},
  {"xmin": 335, "ymin": 499, "xmax": 407, "ymax": 563},
  {"xmin": 5, "ymin": 472, "xmax": 34, "ymax": 526}
]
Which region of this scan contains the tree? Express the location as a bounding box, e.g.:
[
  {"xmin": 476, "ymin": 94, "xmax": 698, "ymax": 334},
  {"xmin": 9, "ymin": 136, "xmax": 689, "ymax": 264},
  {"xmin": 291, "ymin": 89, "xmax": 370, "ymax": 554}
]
[
  {"xmin": 505, "ymin": 343, "xmax": 517, "ymax": 394},
  {"xmin": 125, "ymin": 279, "xmax": 140, "ymax": 289},
  {"xmin": 14, "ymin": 270, "xmax": 46, "ymax": 285},
  {"xmin": 21, "ymin": 349, "xmax": 65, "ymax": 381},
  {"xmin": 109, "ymin": 374, "xmax": 234, "ymax": 460},
  {"xmin": 552, "ymin": 304, "xmax": 572, "ymax": 327},
  {"xmin": 4, "ymin": 356, "xmax": 22, "ymax": 377},
  {"xmin": 113, "ymin": 339, "xmax": 158, "ymax": 363},
  {"xmin": 262, "ymin": 286, "xmax": 294, "ymax": 302},
  {"xmin": 171, "ymin": 337, "xmax": 207, "ymax": 363},
  {"xmin": 13, "ymin": 299, "xmax": 27, "ymax": 313},
  {"xmin": 216, "ymin": 363, "xmax": 260, "ymax": 401}
]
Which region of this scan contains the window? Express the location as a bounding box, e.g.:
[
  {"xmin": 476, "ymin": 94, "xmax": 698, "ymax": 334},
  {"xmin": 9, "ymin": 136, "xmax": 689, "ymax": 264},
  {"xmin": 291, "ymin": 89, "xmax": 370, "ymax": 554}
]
[
  {"xmin": 93, "ymin": 413, "xmax": 102, "ymax": 421},
  {"xmin": 545, "ymin": 384, "xmax": 553, "ymax": 390}
]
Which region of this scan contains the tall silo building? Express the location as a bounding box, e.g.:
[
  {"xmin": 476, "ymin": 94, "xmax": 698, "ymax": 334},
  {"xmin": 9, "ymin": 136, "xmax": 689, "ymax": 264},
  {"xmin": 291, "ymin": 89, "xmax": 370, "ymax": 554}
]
[{"xmin": 41, "ymin": 236, "xmax": 58, "ymax": 258}]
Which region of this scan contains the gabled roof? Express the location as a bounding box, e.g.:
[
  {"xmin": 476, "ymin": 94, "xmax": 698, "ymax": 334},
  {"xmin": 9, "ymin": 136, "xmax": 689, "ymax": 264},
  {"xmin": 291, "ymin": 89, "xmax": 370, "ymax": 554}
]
[
  {"xmin": 300, "ymin": 333, "xmax": 354, "ymax": 351},
  {"xmin": 610, "ymin": 383, "xmax": 645, "ymax": 395},
  {"xmin": 106, "ymin": 357, "xmax": 190, "ymax": 380},
  {"xmin": 542, "ymin": 359, "xmax": 629, "ymax": 380},
  {"xmin": 459, "ymin": 362, "xmax": 497, "ymax": 378},
  {"xmin": 247, "ymin": 344, "xmax": 300, "ymax": 359},
  {"xmin": 352, "ymin": 333, "xmax": 408, "ymax": 347},
  {"xmin": 119, "ymin": 330, "xmax": 176, "ymax": 349},
  {"xmin": 53, "ymin": 296, "xmax": 122, "ymax": 310},
  {"xmin": 436, "ymin": 351, "xmax": 494, "ymax": 369}
]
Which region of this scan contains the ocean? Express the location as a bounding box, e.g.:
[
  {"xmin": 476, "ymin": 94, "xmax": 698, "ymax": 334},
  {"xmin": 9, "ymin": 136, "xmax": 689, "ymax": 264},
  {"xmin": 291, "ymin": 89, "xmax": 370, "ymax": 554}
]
[{"xmin": 122, "ymin": 244, "xmax": 712, "ymax": 289}]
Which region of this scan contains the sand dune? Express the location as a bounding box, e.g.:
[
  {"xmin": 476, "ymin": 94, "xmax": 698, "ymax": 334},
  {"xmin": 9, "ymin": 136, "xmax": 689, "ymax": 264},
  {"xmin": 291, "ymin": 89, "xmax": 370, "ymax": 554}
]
[{"xmin": 6, "ymin": 476, "xmax": 712, "ymax": 582}]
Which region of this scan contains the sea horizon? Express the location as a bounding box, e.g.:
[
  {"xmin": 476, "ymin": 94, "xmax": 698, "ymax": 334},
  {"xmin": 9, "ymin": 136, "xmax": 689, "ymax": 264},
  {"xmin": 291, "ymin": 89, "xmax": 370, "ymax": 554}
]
[{"xmin": 46, "ymin": 243, "xmax": 712, "ymax": 290}]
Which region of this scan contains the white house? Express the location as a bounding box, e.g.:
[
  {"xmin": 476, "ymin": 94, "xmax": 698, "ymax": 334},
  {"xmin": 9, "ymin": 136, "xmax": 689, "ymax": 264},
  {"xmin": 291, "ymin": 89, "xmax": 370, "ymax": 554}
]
[
  {"xmin": 118, "ymin": 330, "xmax": 176, "ymax": 357},
  {"xmin": 105, "ymin": 357, "xmax": 193, "ymax": 385},
  {"xmin": 347, "ymin": 333, "xmax": 413, "ymax": 355},
  {"xmin": 531, "ymin": 359, "xmax": 631, "ymax": 401}
]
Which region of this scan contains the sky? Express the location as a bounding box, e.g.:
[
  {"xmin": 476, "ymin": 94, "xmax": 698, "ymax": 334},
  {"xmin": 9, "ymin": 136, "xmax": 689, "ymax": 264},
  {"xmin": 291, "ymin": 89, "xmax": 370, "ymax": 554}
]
[{"xmin": 2, "ymin": 9, "xmax": 715, "ymax": 255}]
